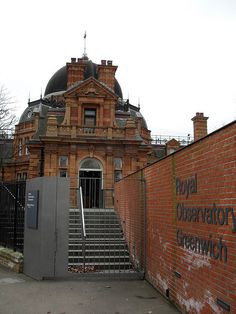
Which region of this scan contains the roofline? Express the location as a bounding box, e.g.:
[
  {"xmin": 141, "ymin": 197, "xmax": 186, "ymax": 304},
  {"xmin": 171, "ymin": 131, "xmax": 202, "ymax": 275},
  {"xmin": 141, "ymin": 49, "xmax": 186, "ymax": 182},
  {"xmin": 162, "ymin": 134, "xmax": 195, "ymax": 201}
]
[{"xmin": 119, "ymin": 118, "xmax": 236, "ymax": 180}]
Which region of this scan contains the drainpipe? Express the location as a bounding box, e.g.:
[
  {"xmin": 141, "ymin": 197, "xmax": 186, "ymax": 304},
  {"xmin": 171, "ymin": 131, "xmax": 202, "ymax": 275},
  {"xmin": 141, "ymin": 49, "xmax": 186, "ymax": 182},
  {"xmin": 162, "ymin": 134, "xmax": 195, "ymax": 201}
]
[{"xmin": 39, "ymin": 147, "xmax": 44, "ymax": 177}]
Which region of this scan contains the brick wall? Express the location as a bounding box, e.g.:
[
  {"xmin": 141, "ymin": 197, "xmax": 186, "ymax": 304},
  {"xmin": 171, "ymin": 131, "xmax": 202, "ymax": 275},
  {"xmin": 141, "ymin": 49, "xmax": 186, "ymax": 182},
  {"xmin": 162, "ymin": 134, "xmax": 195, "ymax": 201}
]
[
  {"xmin": 115, "ymin": 120, "xmax": 236, "ymax": 313},
  {"xmin": 115, "ymin": 171, "xmax": 146, "ymax": 272}
]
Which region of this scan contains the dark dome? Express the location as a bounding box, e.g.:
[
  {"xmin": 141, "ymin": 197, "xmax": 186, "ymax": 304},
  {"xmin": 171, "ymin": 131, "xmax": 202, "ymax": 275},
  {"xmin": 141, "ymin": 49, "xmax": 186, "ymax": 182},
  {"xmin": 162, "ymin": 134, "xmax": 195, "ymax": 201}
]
[
  {"xmin": 44, "ymin": 60, "xmax": 123, "ymax": 98},
  {"xmin": 44, "ymin": 66, "xmax": 67, "ymax": 96}
]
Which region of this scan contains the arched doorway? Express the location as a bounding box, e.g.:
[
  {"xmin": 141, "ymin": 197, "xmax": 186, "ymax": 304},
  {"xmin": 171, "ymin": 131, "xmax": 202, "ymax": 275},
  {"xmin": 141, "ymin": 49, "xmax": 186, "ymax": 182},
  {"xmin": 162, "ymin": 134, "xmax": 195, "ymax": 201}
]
[{"xmin": 79, "ymin": 158, "xmax": 103, "ymax": 208}]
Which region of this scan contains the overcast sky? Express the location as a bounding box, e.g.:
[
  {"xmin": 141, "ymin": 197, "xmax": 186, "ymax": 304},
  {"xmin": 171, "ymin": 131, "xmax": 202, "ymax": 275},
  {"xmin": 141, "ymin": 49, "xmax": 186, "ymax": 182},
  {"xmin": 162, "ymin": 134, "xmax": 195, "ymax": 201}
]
[{"xmin": 1, "ymin": 0, "xmax": 236, "ymax": 137}]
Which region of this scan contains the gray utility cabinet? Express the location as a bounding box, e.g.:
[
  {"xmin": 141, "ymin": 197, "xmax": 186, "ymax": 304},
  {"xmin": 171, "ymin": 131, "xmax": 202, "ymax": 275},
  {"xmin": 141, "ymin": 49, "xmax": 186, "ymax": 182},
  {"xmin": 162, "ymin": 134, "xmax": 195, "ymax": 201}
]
[{"xmin": 24, "ymin": 177, "xmax": 69, "ymax": 280}]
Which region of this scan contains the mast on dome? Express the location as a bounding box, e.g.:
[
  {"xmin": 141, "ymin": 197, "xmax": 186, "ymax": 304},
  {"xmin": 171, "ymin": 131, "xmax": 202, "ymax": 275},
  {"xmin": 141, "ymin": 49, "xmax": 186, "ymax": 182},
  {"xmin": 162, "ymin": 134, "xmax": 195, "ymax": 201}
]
[{"xmin": 83, "ymin": 31, "xmax": 88, "ymax": 59}]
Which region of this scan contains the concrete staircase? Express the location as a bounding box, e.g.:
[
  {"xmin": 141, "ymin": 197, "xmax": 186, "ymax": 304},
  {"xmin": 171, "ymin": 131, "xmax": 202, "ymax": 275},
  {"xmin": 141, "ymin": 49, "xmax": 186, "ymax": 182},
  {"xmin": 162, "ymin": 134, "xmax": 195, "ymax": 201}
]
[{"xmin": 68, "ymin": 209, "xmax": 134, "ymax": 274}]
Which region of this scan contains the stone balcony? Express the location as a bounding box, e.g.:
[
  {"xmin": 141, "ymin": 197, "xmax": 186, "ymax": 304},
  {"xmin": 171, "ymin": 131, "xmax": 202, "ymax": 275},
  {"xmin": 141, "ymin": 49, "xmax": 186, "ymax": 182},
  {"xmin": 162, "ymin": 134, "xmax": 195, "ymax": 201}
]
[{"xmin": 46, "ymin": 124, "xmax": 151, "ymax": 143}]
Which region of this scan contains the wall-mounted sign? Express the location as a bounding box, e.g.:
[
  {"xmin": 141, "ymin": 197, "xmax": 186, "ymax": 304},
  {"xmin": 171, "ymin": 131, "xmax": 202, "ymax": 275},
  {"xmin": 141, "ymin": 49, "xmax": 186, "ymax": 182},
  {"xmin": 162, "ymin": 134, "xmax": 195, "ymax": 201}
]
[{"xmin": 26, "ymin": 190, "xmax": 39, "ymax": 229}]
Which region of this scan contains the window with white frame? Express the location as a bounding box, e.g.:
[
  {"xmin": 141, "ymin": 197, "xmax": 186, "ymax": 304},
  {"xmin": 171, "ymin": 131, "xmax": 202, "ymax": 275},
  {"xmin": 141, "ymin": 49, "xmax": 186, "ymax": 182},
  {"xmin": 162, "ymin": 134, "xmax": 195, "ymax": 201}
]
[
  {"xmin": 114, "ymin": 157, "xmax": 122, "ymax": 170},
  {"xmin": 84, "ymin": 108, "xmax": 96, "ymax": 127},
  {"xmin": 114, "ymin": 157, "xmax": 122, "ymax": 182},
  {"xmin": 59, "ymin": 156, "xmax": 68, "ymax": 167},
  {"xmin": 19, "ymin": 139, "xmax": 22, "ymax": 156},
  {"xmin": 25, "ymin": 137, "xmax": 29, "ymax": 155}
]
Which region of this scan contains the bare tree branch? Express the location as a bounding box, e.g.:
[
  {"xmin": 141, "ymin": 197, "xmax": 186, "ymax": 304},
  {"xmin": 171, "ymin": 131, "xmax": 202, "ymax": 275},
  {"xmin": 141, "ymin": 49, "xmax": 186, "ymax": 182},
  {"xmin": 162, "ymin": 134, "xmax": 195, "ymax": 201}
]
[{"xmin": 0, "ymin": 85, "xmax": 17, "ymax": 131}]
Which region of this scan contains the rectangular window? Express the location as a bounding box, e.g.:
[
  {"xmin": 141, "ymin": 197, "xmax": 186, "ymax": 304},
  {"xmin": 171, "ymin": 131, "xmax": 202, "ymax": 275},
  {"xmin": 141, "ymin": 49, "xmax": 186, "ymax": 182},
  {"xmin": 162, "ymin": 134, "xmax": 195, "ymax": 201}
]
[
  {"xmin": 19, "ymin": 139, "xmax": 22, "ymax": 156},
  {"xmin": 59, "ymin": 170, "xmax": 67, "ymax": 178},
  {"xmin": 84, "ymin": 109, "xmax": 96, "ymax": 127},
  {"xmin": 25, "ymin": 137, "xmax": 29, "ymax": 155},
  {"xmin": 114, "ymin": 157, "xmax": 122, "ymax": 170},
  {"xmin": 59, "ymin": 156, "xmax": 68, "ymax": 167}
]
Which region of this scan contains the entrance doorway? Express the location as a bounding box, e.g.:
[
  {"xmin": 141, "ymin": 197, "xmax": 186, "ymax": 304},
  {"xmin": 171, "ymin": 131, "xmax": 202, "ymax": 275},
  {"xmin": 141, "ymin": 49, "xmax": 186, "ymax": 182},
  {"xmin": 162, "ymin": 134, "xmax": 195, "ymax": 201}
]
[{"xmin": 79, "ymin": 158, "xmax": 103, "ymax": 208}]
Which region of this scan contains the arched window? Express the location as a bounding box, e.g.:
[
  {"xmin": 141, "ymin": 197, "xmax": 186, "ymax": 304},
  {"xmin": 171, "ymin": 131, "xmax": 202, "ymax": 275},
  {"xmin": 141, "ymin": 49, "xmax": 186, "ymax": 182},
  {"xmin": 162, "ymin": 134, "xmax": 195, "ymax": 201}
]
[{"xmin": 80, "ymin": 158, "xmax": 102, "ymax": 171}]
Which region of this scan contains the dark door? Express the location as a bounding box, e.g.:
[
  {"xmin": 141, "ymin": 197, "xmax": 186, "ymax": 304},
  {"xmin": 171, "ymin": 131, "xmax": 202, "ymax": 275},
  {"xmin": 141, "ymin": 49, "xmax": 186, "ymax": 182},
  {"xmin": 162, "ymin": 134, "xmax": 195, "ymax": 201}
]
[{"xmin": 79, "ymin": 171, "xmax": 102, "ymax": 208}]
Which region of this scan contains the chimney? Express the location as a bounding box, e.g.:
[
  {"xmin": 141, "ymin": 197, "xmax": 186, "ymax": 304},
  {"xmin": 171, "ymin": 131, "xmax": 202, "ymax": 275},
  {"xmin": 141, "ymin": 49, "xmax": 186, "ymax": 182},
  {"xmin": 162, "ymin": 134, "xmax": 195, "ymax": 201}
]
[
  {"xmin": 97, "ymin": 60, "xmax": 117, "ymax": 92},
  {"xmin": 66, "ymin": 58, "xmax": 86, "ymax": 87},
  {"xmin": 191, "ymin": 112, "xmax": 208, "ymax": 141}
]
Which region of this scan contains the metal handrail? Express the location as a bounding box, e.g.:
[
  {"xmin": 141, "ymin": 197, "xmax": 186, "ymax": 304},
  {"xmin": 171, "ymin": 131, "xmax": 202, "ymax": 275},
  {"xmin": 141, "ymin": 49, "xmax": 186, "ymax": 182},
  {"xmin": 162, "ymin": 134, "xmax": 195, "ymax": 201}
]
[
  {"xmin": 80, "ymin": 186, "xmax": 86, "ymax": 238},
  {"xmin": 0, "ymin": 181, "xmax": 25, "ymax": 209}
]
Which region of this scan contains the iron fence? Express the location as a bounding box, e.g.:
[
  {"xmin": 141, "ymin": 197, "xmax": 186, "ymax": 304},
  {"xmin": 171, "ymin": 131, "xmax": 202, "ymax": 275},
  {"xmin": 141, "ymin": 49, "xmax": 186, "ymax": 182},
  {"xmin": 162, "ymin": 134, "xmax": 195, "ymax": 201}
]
[
  {"xmin": 151, "ymin": 134, "xmax": 193, "ymax": 146},
  {"xmin": 0, "ymin": 180, "xmax": 26, "ymax": 252},
  {"xmin": 68, "ymin": 180, "xmax": 144, "ymax": 278}
]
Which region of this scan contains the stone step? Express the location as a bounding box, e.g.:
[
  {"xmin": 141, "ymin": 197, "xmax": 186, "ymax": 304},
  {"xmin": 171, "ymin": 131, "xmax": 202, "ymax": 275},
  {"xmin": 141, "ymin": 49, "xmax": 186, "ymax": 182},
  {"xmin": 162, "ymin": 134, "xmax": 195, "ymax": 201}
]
[
  {"xmin": 68, "ymin": 209, "xmax": 133, "ymax": 273},
  {"xmin": 70, "ymin": 212, "xmax": 118, "ymax": 216},
  {"xmin": 69, "ymin": 228, "xmax": 123, "ymax": 233},
  {"xmin": 69, "ymin": 227, "xmax": 122, "ymax": 233},
  {"xmin": 70, "ymin": 216, "xmax": 119, "ymax": 221},
  {"xmin": 68, "ymin": 262, "xmax": 133, "ymax": 271},
  {"xmin": 69, "ymin": 249, "xmax": 129, "ymax": 255},
  {"xmin": 83, "ymin": 209, "xmax": 116, "ymax": 213},
  {"xmin": 69, "ymin": 256, "xmax": 131, "ymax": 263},
  {"xmin": 69, "ymin": 255, "xmax": 130, "ymax": 261},
  {"xmin": 72, "ymin": 219, "xmax": 120, "ymax": 224},
  {"xmin": 69, "ymin": 242, "xmax": 128, "ymax": 250},
  {"xmin": 69, "ymin": 242, "xmax": 128, "ymax": 249},
  {"xmin": 69, "ymin": 209, "xmax": 117, "ymax": 214},
  {"xmin": 69, "ymin": 223, "xmax": 120, "ymax": 229},
  {"xmin": 69, "ymin": 233, "xmax": 124, "ymax": 240},
  {"xmin": 69, "ymin": 220, "xmax": 121, "ymax": 227},
  {"xmin": 69, "ymin": 216, "xmax": 119, "ymax": 221}
]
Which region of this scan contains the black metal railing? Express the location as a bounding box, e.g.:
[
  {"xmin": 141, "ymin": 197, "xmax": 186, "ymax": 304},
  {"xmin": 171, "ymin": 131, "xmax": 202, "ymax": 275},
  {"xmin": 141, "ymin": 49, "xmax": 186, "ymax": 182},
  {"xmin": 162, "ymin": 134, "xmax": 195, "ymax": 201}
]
[
  {"xmin": 0, "ymin": 180, "xmax": 26, "ymax": 252},
  {"xmin": 151, "ymin": 134, "xmax": 193, "ymax": 146}
]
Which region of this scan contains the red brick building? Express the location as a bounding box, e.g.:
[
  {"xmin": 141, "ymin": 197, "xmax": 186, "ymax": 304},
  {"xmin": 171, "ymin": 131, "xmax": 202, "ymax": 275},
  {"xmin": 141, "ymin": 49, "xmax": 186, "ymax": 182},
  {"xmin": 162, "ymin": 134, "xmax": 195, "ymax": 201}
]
[{"xmin": 2, "ymin": 55, "xmax": 152, "ymax": 207}]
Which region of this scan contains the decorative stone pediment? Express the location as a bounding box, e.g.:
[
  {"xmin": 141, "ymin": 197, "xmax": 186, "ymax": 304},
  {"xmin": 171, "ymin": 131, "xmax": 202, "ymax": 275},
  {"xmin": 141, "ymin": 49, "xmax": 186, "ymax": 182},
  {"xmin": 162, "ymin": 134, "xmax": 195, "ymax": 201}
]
[
  {"xmin": 84, "ymin": 83, "xmax": 99, "ymax": 96},
  {"xmin": 81, "ymin": 82, "xmax": 100, "ymax": 96},
  {"xmin": 65, "ymin": 77, "xmax": 118, "ymax": 100}
]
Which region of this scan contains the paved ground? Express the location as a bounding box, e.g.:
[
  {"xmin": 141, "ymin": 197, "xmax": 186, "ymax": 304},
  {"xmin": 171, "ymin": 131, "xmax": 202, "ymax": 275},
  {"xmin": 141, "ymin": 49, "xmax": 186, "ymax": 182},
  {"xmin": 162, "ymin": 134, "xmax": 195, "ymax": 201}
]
[{"xmin": 0, "ymin": 266, "xmax": 179, "ymax": 314}]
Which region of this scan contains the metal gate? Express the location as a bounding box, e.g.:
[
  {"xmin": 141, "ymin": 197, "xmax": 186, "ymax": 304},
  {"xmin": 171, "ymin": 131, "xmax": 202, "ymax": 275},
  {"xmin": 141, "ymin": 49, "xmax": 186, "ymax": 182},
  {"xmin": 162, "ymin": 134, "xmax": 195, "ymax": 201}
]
[
  {"xmin": 79, "ymin": 177, "xmax": 103, "ymax": 208},
  {"xmin": 0, "ymin": 180, "xmax": 26, "ymax": 252},
  {"xmin": 68, "ymin": 178, "xmax": 146, "ymax": 278}
]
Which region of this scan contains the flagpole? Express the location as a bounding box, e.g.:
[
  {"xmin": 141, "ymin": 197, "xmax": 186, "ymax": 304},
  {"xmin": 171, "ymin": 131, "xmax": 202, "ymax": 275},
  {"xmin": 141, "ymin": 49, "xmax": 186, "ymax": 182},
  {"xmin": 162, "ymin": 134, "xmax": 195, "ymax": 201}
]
[{"xmin": 83, "ymin": 31, "xmax": 87, "ymax": 57}]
